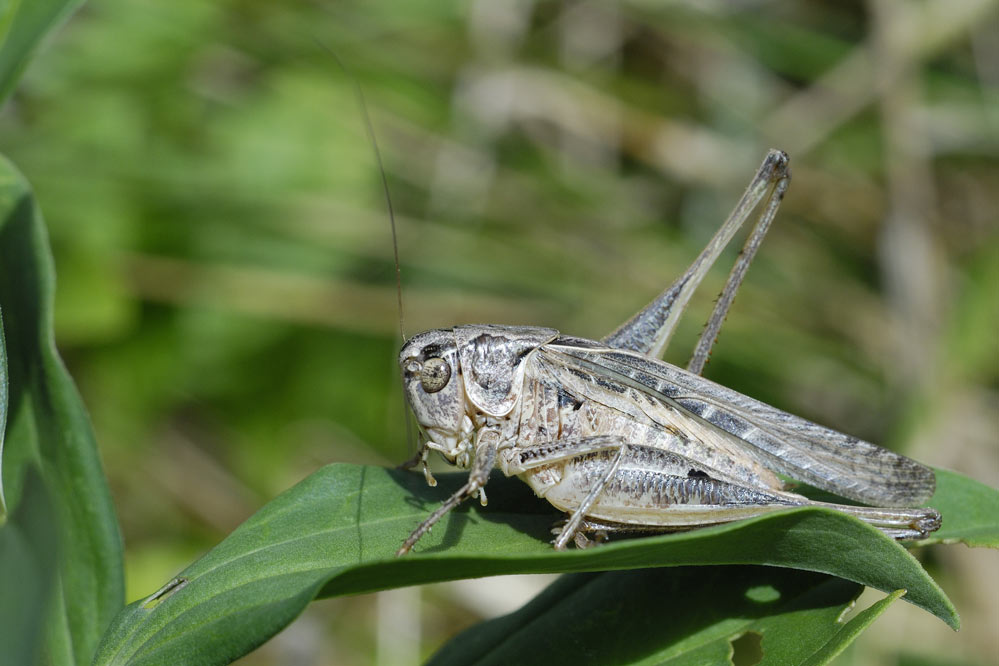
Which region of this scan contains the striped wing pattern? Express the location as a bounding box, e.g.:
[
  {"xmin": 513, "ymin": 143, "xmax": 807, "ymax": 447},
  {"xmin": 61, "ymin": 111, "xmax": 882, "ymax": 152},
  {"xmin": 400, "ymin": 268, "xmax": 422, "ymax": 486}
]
[{"xmin": 540, "ymin": 337, "xmax": 935, "ymax": 507}]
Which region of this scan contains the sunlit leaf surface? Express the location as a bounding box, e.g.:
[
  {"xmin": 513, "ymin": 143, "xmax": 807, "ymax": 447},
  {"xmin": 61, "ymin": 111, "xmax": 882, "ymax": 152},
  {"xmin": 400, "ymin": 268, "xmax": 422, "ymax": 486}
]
[{"xmin": 94, "ymin": 463, "xmax": 973, "ymax": 665}]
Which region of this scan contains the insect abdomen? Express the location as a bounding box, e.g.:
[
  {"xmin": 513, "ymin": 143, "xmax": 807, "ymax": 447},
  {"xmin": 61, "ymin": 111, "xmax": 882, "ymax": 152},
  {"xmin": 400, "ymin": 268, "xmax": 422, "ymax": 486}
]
[{"xmin": 536, "ymin": 447, "xmax": 799, "ymax": 525}]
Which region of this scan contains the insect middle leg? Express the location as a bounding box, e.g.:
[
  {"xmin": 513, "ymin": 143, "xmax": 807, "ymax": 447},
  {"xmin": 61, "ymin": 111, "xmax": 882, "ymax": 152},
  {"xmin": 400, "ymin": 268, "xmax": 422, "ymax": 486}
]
[
  {"xmin": 502, "ymin": 436, "xmax": 630, "ymax": 549},
  {"xmin": 503, "ymin": 436, "xmax": 796, "ymax": 549}
]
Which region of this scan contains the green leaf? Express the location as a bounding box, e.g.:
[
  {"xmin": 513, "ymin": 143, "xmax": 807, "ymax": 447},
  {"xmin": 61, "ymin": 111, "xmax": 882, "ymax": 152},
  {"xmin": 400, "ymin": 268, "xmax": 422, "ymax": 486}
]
[
  {"xmin": 0, "ymin": 0, "xmax": 86, "ymax": 105},
  {"xmin": 427, "ymin": 568, "xmax": 903, "ymax": 666},
  {"xmin": 0, "ymin": 468, "xmax": 58, "ymax": 665},
  {"xmin": 919, "ymin": 468, "xmax": 999, "ymax": 548},
  {"xmin": 797, "ymin": 588, "xmax": 905, "ymax": 666},
  {"xmin": 0, "ymin": 155, "xmax": 124, "ymax": 664},
  {"xmin": 94, "ymin": 463, "xmax": 956, "ymax": 666},
  {"xmin": 792, "ymin": 467, "xmax": 999, "ymax": 550}
]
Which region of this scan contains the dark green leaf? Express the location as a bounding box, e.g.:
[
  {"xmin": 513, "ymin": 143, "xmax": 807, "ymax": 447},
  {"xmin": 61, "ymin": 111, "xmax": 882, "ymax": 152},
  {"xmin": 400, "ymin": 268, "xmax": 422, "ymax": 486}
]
[
  {"xmin": 0, "ymin": 468, "xmax": 57, "ymax": 665},
  {"xmin": 427, "ymin": 567, "xmax": 902, "ymax": 666},
  {"xmin": 0, "ymin": 0, "xmax": 86, "ymax": 105},
  {"xmin": 0, "ymin": 156, "xmax": 124, "ymax": 664},
  {"xmin": 94, "ymin": 463, "xmax": 956, "ymax": 665}
]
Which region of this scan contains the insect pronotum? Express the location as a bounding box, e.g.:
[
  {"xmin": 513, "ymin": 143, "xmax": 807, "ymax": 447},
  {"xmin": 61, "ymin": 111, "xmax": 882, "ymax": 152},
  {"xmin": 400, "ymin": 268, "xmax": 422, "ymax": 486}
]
[{"xmin": 395, "ymin": 149, "xmax": 940, "ymax": 556}]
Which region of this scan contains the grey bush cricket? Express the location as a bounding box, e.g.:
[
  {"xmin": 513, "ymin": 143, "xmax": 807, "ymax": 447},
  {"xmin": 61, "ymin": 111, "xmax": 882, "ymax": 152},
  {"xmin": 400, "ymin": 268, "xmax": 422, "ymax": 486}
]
[{"xmin": 393, "ymin": 149, "xmax": 940, "ymax": 556}]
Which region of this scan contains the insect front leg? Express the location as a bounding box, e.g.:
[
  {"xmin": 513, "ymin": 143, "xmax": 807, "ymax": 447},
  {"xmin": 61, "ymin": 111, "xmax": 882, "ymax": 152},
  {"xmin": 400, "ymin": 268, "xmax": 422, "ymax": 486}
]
[
  {"xmin": 396, "ymin": 428, "xmax": 499, "ymax": 556},
  {"xmin": 396, "ymin": 444, "xmax": 438, "ymax": 488}
]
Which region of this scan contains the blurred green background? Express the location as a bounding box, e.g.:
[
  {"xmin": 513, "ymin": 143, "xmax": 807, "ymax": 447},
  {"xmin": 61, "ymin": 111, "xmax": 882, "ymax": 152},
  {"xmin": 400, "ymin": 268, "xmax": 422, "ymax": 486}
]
[{"xmin": 1, "ymin": 0, "xmax": 996, "ymax": 664}]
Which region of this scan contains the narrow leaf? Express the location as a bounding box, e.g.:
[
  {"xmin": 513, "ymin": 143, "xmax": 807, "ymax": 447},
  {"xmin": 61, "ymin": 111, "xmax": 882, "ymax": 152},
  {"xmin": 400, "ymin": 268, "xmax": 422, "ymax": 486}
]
[
  {"xmin": 95, "ymin": 463, "xmax": 957, "ymax": 666},
  {"xmin": 0, "ymin": 156, "xmax": 124, "ymax": 664},
  {"xmin": 797, "ymin": 589, "xmax": 905, "ymax": 666},
  {"xmin": 0, "ymin": 0, "xmax": 86, "ymax": 105},
  {"xmin": 0, "ymin": 468, "xmax": 57, "ymax": 665}
]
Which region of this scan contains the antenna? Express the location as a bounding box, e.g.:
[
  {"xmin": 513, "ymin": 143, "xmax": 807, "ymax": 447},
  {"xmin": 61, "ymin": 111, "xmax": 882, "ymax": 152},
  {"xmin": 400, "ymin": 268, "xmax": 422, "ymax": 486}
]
[
  {"xmin": 316, "ymin": 40, "xmax": 417, "ymax": 459},
  {"xmin": 319, "ymin": 42, "xmax": 406, "ymax": 342}
]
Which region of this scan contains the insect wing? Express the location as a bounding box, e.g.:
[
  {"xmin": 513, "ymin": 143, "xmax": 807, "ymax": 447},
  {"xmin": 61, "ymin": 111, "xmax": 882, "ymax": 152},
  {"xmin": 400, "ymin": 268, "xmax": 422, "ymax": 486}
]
[
  {"xmin": 531, "ymin": 339, "xmax": 785, "ymax": 492},
  {"xmin": 542, "ymin": 339, "xmax": 935, "ymax": 507}
]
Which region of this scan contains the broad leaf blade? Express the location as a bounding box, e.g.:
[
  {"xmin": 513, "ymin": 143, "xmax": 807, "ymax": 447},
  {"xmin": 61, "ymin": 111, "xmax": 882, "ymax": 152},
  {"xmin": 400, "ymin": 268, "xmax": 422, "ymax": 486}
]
[
  {"xmin": 94, "ymin": 463, "xmax": 958, "ymax": 666},
  {"xmin": 427, "ymin": 568, "xmax": 902, "ymax": 666},
  {"xmin": 0, "ymin": 0, "xmax": 86, "ymax": 105},
  {"xmin": 0, "ymin": 156, "xmax": 124, "ymax": 664}
]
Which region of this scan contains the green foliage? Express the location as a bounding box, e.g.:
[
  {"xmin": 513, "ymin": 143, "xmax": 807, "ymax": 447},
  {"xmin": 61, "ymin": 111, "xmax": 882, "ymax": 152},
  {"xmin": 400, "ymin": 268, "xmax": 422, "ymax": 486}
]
[
  {"xmin": 1, "ymin": 1, "xmax": 998, "ymax": 665},
  {"xmin": 91, "ymin": 463, "xmax": 999, "ymax": 665},
  {"xmin": 0, "ymin": 0, "xmax": 84, "ymax": 104},
  {"xmin": 920, "ymin": 469, "xmax": 999, "ymax": 548},
  {"xmin": 427, "ymin": 571, "xmax": 905, "ymax": 666},
  {"xmin": 0, "ymin": 159, "xmax": 124, "ymax": 661},
  {"xmin": 0, "ymin": 5, "xmax": 123, "ymax": 662},
  {"xmin": 0, "ymin": 469, "xmax": 57, "ymax": 665}
]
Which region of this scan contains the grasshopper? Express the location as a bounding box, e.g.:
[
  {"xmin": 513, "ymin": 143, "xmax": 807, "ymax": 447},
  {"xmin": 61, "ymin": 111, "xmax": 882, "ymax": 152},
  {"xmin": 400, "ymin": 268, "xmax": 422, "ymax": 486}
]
[{"xmin": 395, "ymin": 150, "xmax": 940, "ymax": 556}]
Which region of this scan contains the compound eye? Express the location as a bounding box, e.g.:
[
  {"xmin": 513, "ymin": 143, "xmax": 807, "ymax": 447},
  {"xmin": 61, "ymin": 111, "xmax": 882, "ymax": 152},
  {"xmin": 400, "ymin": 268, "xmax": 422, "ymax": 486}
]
[{"xmin": 420, "ymin": 357, "xmax": 451, "ymax": 393}]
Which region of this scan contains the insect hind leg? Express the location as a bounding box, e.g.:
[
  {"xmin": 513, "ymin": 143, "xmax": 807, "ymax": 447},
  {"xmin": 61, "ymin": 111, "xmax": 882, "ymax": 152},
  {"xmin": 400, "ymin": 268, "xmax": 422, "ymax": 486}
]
[
  {"xmin": 603, "ymin": 150, "xmax": 790, "ymax": 367},
  {"xmin": 687, "ymin": 166, "xmax": 790, "ymax": 374},
  {"xmin": 551, "ymin": 440, "xmax": 628, "ymax": 550}
]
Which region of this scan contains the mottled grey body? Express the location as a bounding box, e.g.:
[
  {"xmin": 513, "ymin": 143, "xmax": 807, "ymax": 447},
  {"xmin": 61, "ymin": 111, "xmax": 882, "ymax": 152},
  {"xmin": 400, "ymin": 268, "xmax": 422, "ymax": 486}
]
[
  {"xmin": 514, "ymin": 337, "xmax": 792, "ymax": 518},
  {"xmin": 395, "ymin": 151, "xmax": 941, "ymax": 556}
]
